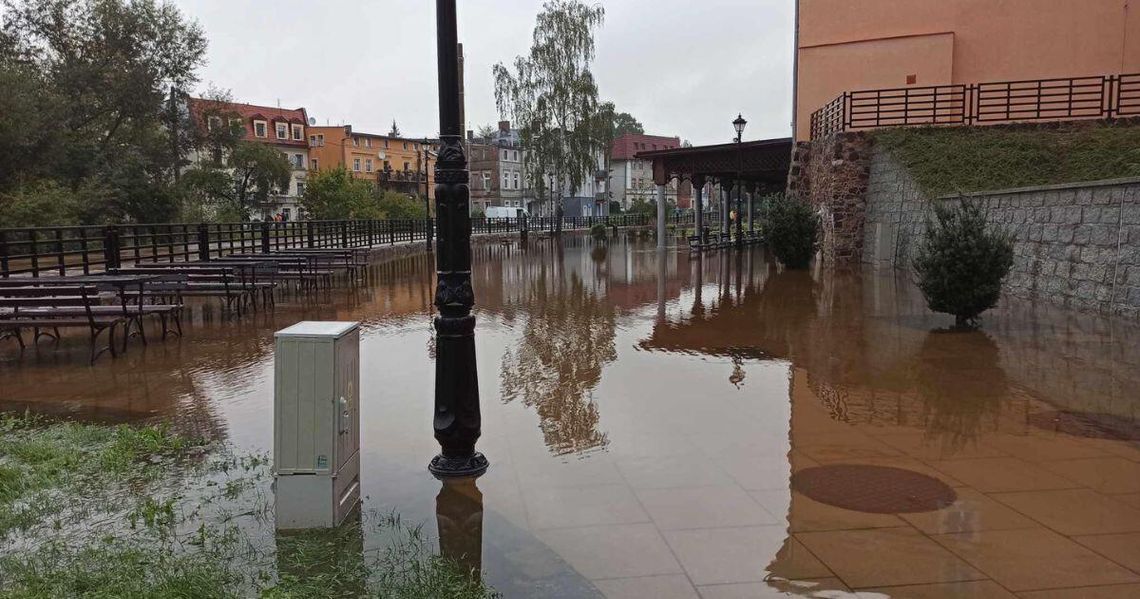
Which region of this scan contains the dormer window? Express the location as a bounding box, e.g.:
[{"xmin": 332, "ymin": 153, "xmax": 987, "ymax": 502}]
[
  {"xmin": 228, "ymin": 118, "xmax": 243, "ymax": 133},
  {"xmin": 207, "ymin": 116, "xmax": 222, "ymax": 131},
  {"xmin": 254, "ymin": 120, "xmax": 267, "ymax": 138},
  {"xmin": 291, "ymin": 124, "xmax": 303, "ymax": 141},
  {"xmin": 353, "ymin": 137, "xmax": 359, "ymax": 148},
  {"xmin": 365, "ymin": 138, "xmax": 372, "ymax": 148},
  {"xmin": 276, "ymin": 122, "xmax": 288, "ymax": 139}
]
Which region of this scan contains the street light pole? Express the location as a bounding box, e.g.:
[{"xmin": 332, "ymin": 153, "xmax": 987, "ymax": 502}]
[{"xmin": 429, "ymin": 0, "xmax": 487, "ymax": 479}]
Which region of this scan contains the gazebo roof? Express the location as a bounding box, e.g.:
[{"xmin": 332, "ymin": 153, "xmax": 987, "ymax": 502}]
[{"xmin": 637, "ymin": 137, "xmax": 793, "ymax": 186}]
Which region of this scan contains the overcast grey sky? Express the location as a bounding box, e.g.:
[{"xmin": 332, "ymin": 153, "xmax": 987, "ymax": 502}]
[{"xmin": 172, "ymin": 0, "xmax": 795, "ymax": 146}]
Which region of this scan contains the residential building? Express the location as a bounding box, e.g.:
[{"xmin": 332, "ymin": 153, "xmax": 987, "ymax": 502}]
[
  {"xmin": 187, "ymin": 98, "xmax": 310, "ymax": 220},
  {"xmin": 307, "ymin": 125, "xmax": 436, "ymax": 198},
  {"xmin": 610, "ymin": 133, "xmax": 682, "ymax": 210},
  {"xmin": 794, "ymin": 0, "xmax": 1140, "ymax": 140},
  {"xmin": 467, "ymin": 121, "xmax": 528, "ymax": 215}
]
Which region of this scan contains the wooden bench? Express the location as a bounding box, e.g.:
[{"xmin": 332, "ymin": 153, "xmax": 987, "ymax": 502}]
[
  {"xmin": 0, "ymin": 285, "xmax": 125, "ymax": 363},
  {"xmin": 0, "ymin": 276, "xmax": 182, "ymax": 342}
]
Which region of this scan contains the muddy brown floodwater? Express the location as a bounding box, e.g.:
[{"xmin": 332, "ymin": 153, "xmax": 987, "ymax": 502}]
[{"xmin": 3, "ymin": 233, "xmax": 1140, "ymax": 598}]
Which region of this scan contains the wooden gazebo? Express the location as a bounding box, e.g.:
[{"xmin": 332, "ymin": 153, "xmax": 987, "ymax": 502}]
[{"xmin": 636, "ymin": 138, "xmax": 793, "ymax": 246}]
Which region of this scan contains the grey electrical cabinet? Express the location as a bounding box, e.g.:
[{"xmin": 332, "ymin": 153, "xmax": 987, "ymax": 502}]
[{"xmin": 273, "ymin": 321, "xmax": 361, "ymax": 529}]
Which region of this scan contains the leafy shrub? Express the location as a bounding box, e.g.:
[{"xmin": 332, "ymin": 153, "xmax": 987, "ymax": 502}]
[
  {"xmin": 914, "ymin": 202, "xmax": 1014, "ymax": 328},
  {"xmin": 764, "ymin": 194, "xmax": 818, "ymax": 269},
  {"xmin": 589, "ymin": 223, "xmax": 607, "ymax": 240}
]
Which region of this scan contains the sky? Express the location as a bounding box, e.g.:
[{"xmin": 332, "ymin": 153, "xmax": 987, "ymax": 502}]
[{"xmin": 171, "ymin": 0, "xmax": 795, "ymax": 146}]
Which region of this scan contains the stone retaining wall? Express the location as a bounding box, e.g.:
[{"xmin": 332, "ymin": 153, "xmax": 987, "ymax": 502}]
[
  {"xmin": 863, "ymin": 146, "xmax": 1140, "ymax": 317},
  {"xmin": 787, "ymin": 133, "xmax": 871, "ymax": 264}
]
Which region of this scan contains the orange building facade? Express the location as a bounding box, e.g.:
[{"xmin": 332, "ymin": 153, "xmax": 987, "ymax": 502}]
[
  {"xmin": 307, "ymin": 125, "xmax": 436, "ymax": 196},
  {"xmin": 794, "ymin": 0, "xmax": 1140, "ymax": 140}
]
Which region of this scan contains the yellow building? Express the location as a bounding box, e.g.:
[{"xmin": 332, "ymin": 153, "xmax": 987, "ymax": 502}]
[{"xmin": 307, "ymin": 125, "xmax": 436, "ymax": 197}]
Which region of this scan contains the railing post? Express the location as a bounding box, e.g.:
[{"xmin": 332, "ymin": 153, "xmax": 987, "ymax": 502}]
[
  {"xmin": 0, "ymin": 229, "xmax": 8, "ymax": 278},
  {"xmin": 368, "ymin": 219, "xmax": 376, "ymax": 246},
  {"xmin": 103, "ymin": 225, "xmax": 121, "ymax": 271},
  {"xmin": 306, "ymin": 221, "xmax": 315, "ymax": 248},
  {"xmin": 260, "ymin": 221, "xmax": 271, "ymax": 254},
  {"xmin": 389, "ymin": 220, "xmax": 395, "ymax": 245},
  {"xmin": 196, "ymin": 223, "xmax": 210, "ymax": 261},
  {"xmin": 340, "ymin": 221, "xmax": 349, "ymax": 248}
]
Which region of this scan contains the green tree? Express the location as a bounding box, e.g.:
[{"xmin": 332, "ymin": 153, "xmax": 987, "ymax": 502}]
[
  {"xmin": 375, "ymin": 191, "xmax": 427, "ymax": 220},
  {"xmin": 180, "ymin": 141, "xmax": 291, "ymax": 219},
  {"xmin": 301, "ymin": 167, "xmax": 377, "ymax": 220},
  {"xmin": 613, "ymin": 111, "xmax": 643, "ymax": 136},
  {"xmin": 494, "ymin": 0, "xmax": 605, "ymax": 231},
  {"xmin": 764, "ymin": 194, "xmax": 819, "ymax": 270},
  {"xmin": 914, "ymin": 202, "xmax": 1014, "ymax": 329}
]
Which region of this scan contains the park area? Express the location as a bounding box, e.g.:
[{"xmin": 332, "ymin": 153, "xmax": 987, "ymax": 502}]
[{"xmin": 2, "ymin": 231, "xmax": 1139, "ymax": 597}]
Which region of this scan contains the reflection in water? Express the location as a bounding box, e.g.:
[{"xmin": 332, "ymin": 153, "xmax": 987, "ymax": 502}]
[
  {"xmin": 435, "ymin": 477, "xmax": 484, "ymax": 579},
  {"xmin": 916, "ymin": 330, "xmax": 1007, "ymax": 450},
  {"xmin": 4, "ymin": 234, "xmax": 1140, "ymax": 598},
  {"xmin": 499, "ymin": 274, "xmax": 616, "ymax": 456}
]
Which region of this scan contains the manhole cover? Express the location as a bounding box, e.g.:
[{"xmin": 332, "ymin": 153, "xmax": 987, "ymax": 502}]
[
  {"xmin": 1028, "ymin": 410, "xmax": 1140, "ymax": 441},
  {"xmin": 791, "ymin": 465, "xmax": 956, "ymax": 514}
]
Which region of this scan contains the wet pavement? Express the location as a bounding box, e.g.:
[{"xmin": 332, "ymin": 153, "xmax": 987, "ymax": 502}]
[{"xmin": 2, "ymin": 233, "xmax": 1140, "ymax": 598}]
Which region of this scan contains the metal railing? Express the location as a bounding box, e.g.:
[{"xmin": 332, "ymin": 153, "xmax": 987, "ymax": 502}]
[
  {"xmin": 810, "ymin": 72, "xmax": 1140, "ymax": 139},
  {"xmin": 0, "ymin": 215, "xmax": 654, "ymax": 277}
]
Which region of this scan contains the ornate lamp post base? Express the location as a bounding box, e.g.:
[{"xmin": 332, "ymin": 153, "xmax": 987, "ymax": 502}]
[{"xmin": 429, "ymin": 452, "xmax": 489, "ymax": 479}]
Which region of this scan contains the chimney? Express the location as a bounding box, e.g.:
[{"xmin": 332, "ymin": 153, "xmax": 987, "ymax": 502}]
[{"xmin": 498, "ymin": 120, "xmax": 510, "ymax": 133}]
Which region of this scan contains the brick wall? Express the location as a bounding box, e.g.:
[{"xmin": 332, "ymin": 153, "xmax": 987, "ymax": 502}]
[
  {"xmin": 787, "ymin": 133, "xmax": 871, "ymax": 265},
  {"xmin": 863, "ymin": 145, "xmax": 1140, "ymax": 318}
]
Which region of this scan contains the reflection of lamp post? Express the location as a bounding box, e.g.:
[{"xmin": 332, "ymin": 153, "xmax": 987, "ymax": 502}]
[
  {"xmin": 429, "ymin": 0, "xmax": 487, "ymax": 478},
  {"xmin": 732, "ymin": 114, "xmax": 746, "ymax": 247},
  {"xmin": 436, "ymin": 477, "xmax": 484, "ymax": 580}
]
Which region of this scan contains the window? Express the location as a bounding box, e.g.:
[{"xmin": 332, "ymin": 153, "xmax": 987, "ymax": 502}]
[
  {"xmin": 414, "ymin": 143, "xmax": 420, "ymax": 151},
  {"xmin": 282, "ymin": 207, "xmax": 292, "ymax": 220},
  {"xmin": 292, "ymin": 154, "xmax": 304, "ymax": 169},
  {"xmin": 513, "ymin": 150, "xmax": 519, "ymax": 161},
  {"xmin": 513, "ymin": 172, "xmax": 520, "ymax": 189},
  {"xmin": 502, "ymin": 171, "xmax": 510, "ymax": 189},
  {"xmin": 365, "ymin": 158, "xmax": 373, "ymax": 173},
  {"xmin": 276, "ymin": 123, "xmax": 288, "ymax": 139},
  {"xmin": 317, "ymin": 134, "xmax": 324, "ymax": 146},
  {"xmin": 311, "ymin": 158, "xmax": 319, "ymax": 170},
  {"xmin": 292, "ymin": 124, "xmax": 303, "ymax": 141},
  {"xmin": 402, "ymin": 142, "xmax": 408, "ymax": 150},
  {"xmin": 365, "ymin": 138, "xmax": 372, "ymax": 148},
  {"xmin": 502, "ymin": 150, "xmax": 508, "ymax": 160},
  {"xmin": 352, "ymin": 137, "xmax": 359, "ymax": 148},
  {"xmin": 207, "ymin": 116, "xmax": 222, "ymax": 131},
  {"xmin": 309, "ymin": 135, "xmax": 317, "ymax": 145},
  {"xmin": 482, "ymin": 172, "xmax": 490, "ymax": 190},
  {"xmin": 384, "ymin": 140, "xmax": 389, "ymax": 149},
  {"xmin": 383, "ymin": 160, "xmax": 390, "ymax": 170},
  {"xmin": 254, "ymin": 121, "xmax": 267, "ymax": 138},
  {"xmin": 353, "ymin": 158, "xmax": 361, "ymax": 171},
  {"xmin": 294, "ymin": 183, "xmax": 304, "ymax": 197},
  {"xmin": 403, "ymin": 161, "xmax": 409, "ymax": 171},
  {"xmin": 228, "ymin": 118, "xmax": 243, "ymax": 132}
]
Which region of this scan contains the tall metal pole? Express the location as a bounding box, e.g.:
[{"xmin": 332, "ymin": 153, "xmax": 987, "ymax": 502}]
[{"xmin": 429, "ymin": 0, "xmax": 487, "ymax": 478}]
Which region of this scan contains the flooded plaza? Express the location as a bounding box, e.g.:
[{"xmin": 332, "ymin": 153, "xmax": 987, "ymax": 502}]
[{"xmin": 2, "ymin": 232, "xmax": 1140, "ymax": 598}]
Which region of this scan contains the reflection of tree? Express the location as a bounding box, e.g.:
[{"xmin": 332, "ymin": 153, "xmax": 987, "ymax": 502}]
[
  {"xmin": 916, "ymin": 330, "xmax": 1007, "ymax": 449},
  {"xmin": 500, "ymin": 273, "xmax": 616, "ymax": 456}
]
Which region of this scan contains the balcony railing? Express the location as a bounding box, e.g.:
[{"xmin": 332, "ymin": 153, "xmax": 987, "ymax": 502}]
[{"xmin": 809, "ymin": 72, "xmax": 1140, "ymax": 139}]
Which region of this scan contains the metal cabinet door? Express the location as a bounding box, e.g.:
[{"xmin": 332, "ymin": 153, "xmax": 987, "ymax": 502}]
[{"xmin": 333, "ymin": 328, "xmax": 360, "ymax": 470}]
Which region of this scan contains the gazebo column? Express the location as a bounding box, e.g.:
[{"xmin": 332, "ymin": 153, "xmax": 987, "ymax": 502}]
[
  {"xmin": 693, "ymin": 175, "xmax": 706, "ymax": 245},
  {"xmin": 721, "ymin": 180, "xmax": 732, "ymax": 237},
  {"xmin": 656, "ymin": 183, "xmax": 667, "ymax": 249},
  {"xmin": 747, "ymin": 182, "xmax": 757, "ymax": 233}
]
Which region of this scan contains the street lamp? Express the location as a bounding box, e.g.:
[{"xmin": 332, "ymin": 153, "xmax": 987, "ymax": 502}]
[
  {"xmin": 429, "ymin": 0, "xmax": 487, "ymax": 479},
  {"xmin": 732, "ymin": 114, "xmax": 746, "ymax": 245}
]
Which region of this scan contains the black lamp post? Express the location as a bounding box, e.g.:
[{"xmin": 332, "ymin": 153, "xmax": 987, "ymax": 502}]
[
  {"xmin": 732, "ymin": 114, "xmax": 746, "ymax": 246},
  {"xmin": 429, "ymin": 0, "xmax": 487, "ymax": 479}
]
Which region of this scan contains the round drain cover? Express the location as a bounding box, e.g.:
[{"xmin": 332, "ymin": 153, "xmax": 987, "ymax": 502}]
[
  {"xmin": 1028, "ymin": 410, "xmax": 1140, "ymax": 441},
  {"xmin": 791, "ymin": 465, "xmax": 956, "ymax": 514}
]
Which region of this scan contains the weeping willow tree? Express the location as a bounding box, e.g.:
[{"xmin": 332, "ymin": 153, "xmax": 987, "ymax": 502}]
[{"xmin": 493, "ymin": 0, "xmax": 605, "ymax": 231}]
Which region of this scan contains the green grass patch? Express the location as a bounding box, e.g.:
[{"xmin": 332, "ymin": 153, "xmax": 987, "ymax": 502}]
[
  {"xmin": 0, "ymin": 415, "xmax": 497, "ymax": 598},
  {"xmin": 872, "ymin": 122, "xmax": 1140, "ymax": 197},
  {"xmin": 0, "ymin": 413, "xmax": 208, "ymax": 537}
]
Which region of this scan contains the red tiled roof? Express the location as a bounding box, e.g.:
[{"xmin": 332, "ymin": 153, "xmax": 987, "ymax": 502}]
[
  {"xmin": 611, "ymin": 133, "xmax": 681, "ymax": 160},
  {"xmin": 188, "ymin": 98, "xmax": 309, "ymax": 148}
]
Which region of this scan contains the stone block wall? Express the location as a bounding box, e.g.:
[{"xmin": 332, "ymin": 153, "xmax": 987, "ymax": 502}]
[
  {"xmin": 787, "ymin": 133, "xmax": 871, "ymax": 265},
  {"xmin": 863, "ymin": 145, "xmax": 1140, "ymax": 318}
]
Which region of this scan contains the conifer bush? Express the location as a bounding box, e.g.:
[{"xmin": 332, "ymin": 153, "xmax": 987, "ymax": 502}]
[
  {"xmin": 914, "ymin": 202, "xmax": 1014, "ymax": 329},
  {"xmin": 764, "ymin": 194, "xmax": 819, "ymax": 269},
  {"xmin": 589, "ymin": 223, "xmax": 607, "ymax": 240}
]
